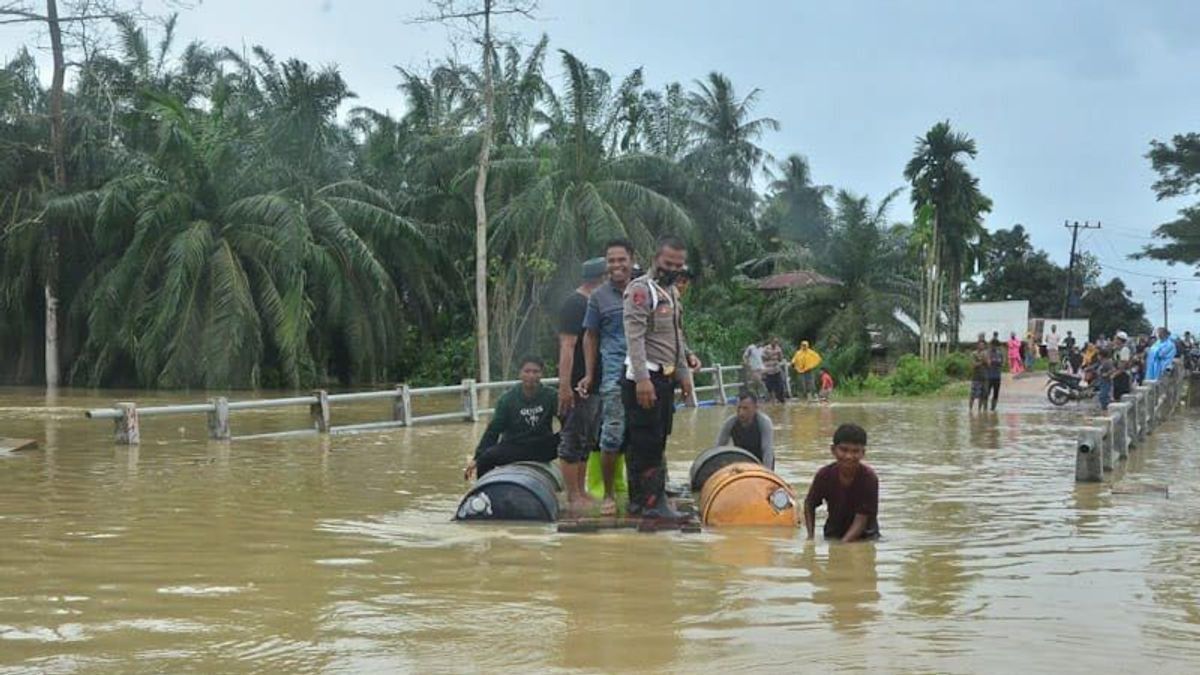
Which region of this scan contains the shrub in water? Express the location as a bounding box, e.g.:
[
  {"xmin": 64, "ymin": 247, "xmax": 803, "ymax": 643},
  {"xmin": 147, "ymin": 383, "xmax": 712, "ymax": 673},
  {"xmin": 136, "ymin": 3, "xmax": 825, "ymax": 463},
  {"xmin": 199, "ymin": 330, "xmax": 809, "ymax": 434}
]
[
  {"xmin": 889, "ymin": 354, "xmax": 947, "ymax": 396},
  {"xmin": 937, "ymin": 352, "xmax": 974, "ymax": 380},
  {"xmin": 861, "ymin": 373, "xmax": 894, "ymax": 396}
]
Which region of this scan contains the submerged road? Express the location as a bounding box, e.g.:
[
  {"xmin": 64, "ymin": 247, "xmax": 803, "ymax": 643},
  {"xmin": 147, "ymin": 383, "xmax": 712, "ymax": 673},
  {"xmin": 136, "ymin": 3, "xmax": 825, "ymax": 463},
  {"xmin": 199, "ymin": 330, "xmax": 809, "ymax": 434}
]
[{"xmin": 0, "ymin": 380, "xmax": 1197, "ymax": 672}]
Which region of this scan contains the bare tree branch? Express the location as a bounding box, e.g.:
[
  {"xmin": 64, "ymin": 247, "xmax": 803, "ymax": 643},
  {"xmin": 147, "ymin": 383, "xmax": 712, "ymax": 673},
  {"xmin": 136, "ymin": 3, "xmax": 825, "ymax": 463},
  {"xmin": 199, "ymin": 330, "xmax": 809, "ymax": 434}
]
[{"xmin": 409, "ymin": 0, "xmax": 537, "ymax": 24}]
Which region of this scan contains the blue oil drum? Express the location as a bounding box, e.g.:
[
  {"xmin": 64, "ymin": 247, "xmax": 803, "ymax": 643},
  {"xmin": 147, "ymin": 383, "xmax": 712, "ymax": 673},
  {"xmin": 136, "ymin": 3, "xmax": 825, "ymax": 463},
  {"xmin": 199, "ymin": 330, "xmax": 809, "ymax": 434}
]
[{"xmin": 454, "ymin": 462, "xmax": 561, "ymax": 522}]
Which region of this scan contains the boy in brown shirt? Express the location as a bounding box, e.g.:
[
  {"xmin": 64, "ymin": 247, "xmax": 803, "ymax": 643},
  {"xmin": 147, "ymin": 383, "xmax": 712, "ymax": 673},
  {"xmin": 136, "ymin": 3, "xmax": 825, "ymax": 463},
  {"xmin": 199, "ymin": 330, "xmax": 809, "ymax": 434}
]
[{"xmin": 804, "ymin": 423, "xmax": 880, "ymax": 542}]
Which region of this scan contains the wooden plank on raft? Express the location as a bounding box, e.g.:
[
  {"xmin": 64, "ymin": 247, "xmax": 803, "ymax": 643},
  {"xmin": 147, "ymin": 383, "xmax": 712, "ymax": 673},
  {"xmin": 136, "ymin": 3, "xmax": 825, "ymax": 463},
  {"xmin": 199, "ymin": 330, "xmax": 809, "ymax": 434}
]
[
  {"xmin": 557, "ymin": 515, "xmax": 701, "ymax": 534},
  {"xmin": 0, "ymin": 438, "xmax": 38, "ymax": 453}
]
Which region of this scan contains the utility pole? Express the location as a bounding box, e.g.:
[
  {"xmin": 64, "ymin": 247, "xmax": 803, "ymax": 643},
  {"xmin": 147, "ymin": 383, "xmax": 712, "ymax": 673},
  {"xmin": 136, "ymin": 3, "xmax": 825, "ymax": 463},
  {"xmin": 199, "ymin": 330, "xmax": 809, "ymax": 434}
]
[
  {"xmin": 1061, "ymin": 220, "xmax": 1101, "ymax": 319},
  {"xmin": 1151, "ymin": 279, "xmax": 1178, "ymax": 329}
]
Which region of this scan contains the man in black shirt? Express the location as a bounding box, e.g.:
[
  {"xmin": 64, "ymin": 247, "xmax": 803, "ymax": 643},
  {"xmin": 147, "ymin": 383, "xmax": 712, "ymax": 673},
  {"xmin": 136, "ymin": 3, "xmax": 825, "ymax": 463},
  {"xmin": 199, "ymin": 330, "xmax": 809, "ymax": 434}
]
[{"xmin": 557, "ymin": 257, "xmax": 607, "ymax": 511}]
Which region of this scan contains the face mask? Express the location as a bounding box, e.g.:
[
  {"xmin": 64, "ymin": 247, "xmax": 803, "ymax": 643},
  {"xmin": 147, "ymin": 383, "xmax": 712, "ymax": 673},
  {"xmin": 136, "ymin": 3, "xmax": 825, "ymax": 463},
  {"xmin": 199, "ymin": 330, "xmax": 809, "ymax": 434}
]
[{"xmin": 656, "ymin": 269, "xmax": 681, "ymax": 287}]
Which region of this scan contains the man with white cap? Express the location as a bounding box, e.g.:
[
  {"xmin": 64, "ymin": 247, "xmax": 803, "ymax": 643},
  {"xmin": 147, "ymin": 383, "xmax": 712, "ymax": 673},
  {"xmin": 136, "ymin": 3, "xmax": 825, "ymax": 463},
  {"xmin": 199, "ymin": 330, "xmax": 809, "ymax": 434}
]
[{"xmin": 1112, "ymin": 330, "xmax": 1133, "ymax": 401}]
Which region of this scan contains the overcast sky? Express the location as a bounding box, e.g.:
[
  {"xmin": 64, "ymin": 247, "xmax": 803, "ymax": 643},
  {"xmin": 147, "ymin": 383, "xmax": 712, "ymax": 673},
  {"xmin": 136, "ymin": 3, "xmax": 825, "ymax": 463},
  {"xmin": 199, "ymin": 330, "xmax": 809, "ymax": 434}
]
[{"xmin": 4, "ymin": 0, "xmax": 1199, "ymax": 333}]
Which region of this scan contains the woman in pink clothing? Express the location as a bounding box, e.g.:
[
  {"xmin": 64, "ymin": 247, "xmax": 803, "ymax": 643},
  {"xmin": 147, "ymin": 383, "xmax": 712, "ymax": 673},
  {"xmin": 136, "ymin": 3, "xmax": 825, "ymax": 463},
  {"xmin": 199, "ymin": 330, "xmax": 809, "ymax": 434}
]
[{"xmin": 1007, "ymin": 332, "xmax": 1025, "ymax": 375}]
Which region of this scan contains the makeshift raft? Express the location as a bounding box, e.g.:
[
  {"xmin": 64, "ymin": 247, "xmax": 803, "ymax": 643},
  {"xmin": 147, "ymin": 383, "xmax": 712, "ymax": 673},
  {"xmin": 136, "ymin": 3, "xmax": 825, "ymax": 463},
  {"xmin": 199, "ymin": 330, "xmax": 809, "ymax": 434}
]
[{"xmin": 454, "ymin": 445, "xmax": 800, "ymax": 531}]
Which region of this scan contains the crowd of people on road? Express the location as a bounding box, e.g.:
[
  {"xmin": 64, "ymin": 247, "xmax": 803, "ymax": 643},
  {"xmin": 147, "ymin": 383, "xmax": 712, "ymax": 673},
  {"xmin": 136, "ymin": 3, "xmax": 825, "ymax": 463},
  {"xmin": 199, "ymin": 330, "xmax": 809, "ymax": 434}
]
[{"xmin": 967, "ymin": 323, "xmax": 1193, "ymax": 413}]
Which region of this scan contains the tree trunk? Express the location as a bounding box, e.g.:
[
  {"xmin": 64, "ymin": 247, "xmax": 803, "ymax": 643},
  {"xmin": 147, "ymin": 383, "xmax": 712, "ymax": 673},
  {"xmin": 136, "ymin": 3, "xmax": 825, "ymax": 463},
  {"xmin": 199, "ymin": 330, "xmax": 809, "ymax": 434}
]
[
  {"xmin": 920, "ymin": 210, "xmax": 940, "ymax": 363},
  {"xmin": 472, "ymin": 0, "xmax": 494, "ymax": 385},
  {"xmin": 948, "ymin": 268, "xmax": 962, "ymax": 350},
  {"xmin": 44, "ymin": 0, "xmax": 66, "ymax": 389}
]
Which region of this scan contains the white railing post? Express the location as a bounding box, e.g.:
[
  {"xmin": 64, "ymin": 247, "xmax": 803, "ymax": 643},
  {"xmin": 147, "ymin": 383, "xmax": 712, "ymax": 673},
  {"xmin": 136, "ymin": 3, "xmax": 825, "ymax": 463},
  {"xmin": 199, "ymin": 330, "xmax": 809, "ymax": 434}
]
[
  {"xmin": 1109, "ymin": 403, "xmax": 1129, "ymax": 459},
  {"xmin": 462, "ymin": 379, "xmax": 479, "ymax": 422},
  {"xmin": 115, "ymin": 402, "xmax": 139, "ymax": 445},
  {"xmin": 714, "ymin": 363, "xmax": 727, "ymax": 405},
  {"xmin": 207, "ymin": 396, "xmax": 231, "ymax": 440},
  {"xmin": 1126, "ymin": 394, "xmax": 1139, "ymax": 447},
  {"xmin": 1090, "ymin": 416, "xmax": 1114, "ymax": 472},
  {"xmin": 310, "ymin": 390, "xmax": 330, "ymax": 433},
  {"xmin": 394, "ymin": 384, "xmax": 412, "ymax": 426},
  {"xmin": 1076, "ymin": 428, "xmax": 1104, "ymax": 482}
]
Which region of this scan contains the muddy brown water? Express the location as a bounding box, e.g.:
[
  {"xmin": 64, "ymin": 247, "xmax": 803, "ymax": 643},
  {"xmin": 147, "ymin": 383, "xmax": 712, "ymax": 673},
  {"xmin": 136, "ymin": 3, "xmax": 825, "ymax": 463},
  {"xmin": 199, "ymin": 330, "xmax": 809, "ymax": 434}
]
[{"xmin": 1, "ymin": 385, "xmax": 1198, "ymax": 673}]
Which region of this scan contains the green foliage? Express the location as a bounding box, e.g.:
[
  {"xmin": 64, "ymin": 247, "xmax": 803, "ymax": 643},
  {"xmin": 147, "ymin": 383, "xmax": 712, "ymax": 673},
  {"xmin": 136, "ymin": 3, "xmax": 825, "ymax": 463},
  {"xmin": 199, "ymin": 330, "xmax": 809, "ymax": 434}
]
[
  {"xmin": 888, "ymin": 354, "xmax": 949, "ymax": 395},
  {"xmin": 1, "ymin": 18, "xmax": 1024, "ymax": 392},
  {"xmin": 822, "ymin": 342, "xmax": 869, "ymax": 380},
  {"xmin": 680, "ymin": 281, "xmax": 764, "ymax": 366},
  {"xmin": 937, "ymin": 351, "xmax": 973, "ymax": 380},
  {"xmin": 904, "ymin": 120, "xmax": 992, "ymax": 343},
  {"xmin": 403, "ymin": 332, "xmax": 477, "ymax": 387},
  {"xmin": 765, "ymin": 189, "xmax": 917, "ymax": 354},
  {"xmin": 1080, "ymin": 278, "xmax": 1153, "ymax": 338},
  {"xmin": 860, "ymin": 373, "xmax": 895, "ymax": 397}
]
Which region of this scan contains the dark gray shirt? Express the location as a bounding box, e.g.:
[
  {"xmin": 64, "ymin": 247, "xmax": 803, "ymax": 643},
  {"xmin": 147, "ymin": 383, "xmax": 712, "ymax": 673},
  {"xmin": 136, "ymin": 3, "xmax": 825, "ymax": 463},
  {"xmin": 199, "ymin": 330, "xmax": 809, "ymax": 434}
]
[{"xmin": 716, "ymin": 412, "xmax": 775, "ymax": 470}]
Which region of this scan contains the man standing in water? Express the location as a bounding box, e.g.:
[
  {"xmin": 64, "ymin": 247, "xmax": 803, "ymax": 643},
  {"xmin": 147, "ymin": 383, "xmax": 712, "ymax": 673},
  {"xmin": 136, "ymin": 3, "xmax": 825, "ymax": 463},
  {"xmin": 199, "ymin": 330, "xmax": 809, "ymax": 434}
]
[
  {"xmin": 969, "ymin": 337, "xmax": 989, "ymax": 412},
  {"xmin": 716, "ymin": 392, "xmax": 775, "ymax": 470},
  {"xmin": 803, "ymin": 423, "xmax": 880, "ymax": 542},
  {"xmin": 577, "ymin": 239, "xmax": 635, "ymax": 516},
  {"xmin": 791, "ymin": 341, "xmax": 822, "ymax": 401},
  {"xmin": 987, "ymin": 333, "xmax": 1004, "ymax": 411},
  {"xmin": 762, "ymin": 337, "xmax": 787, "ymax": 403},
  {"xmin": 622, "ymin": 235, "xmax": 694, "ymax": 518},
  {"xmin": 742, "ymin": 340, "xmax": 767, "ymax": 400},
  {"xmin": 556, "ymin": 258, "xmax": 607, "ymax": 512}
]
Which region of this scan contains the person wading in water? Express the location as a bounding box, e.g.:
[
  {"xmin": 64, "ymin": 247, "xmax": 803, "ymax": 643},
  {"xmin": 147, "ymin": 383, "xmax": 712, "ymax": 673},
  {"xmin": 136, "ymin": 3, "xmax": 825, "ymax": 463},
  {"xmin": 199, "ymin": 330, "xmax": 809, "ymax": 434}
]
[
  {"xmin": 715, "ymin": 391, "xmax": 775, "ymax": 470},
  {"xmin": 622, "ymin": 235, "xmax": 696, "ymax": 518}
]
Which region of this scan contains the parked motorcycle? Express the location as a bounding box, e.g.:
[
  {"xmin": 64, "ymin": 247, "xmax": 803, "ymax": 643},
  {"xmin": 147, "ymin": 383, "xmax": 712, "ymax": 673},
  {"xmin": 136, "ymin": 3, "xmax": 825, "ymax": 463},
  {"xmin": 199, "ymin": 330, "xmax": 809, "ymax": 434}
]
[
  {"xmin": 1046, "ymin": 371, "xmax": 1096, "ymax": 406},
  {"xmin": 1185, "ymin": 347, "xmax": 1200, "ymax": 374}
]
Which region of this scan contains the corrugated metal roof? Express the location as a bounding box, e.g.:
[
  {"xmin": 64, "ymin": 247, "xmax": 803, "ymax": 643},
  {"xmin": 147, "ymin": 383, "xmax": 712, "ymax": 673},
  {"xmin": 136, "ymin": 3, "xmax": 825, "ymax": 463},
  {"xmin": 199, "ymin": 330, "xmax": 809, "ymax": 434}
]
[{"xmin": 755, "ymin": 270, "xmax": 842, "ymax": 291}]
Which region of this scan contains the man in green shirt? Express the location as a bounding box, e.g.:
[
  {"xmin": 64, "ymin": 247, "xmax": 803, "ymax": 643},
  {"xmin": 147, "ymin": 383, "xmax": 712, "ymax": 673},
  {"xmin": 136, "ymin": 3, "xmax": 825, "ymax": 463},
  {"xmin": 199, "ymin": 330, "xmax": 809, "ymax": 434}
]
[{"xmin": 464, "ymin": 356, "xmax": 560, "ymax": 480}]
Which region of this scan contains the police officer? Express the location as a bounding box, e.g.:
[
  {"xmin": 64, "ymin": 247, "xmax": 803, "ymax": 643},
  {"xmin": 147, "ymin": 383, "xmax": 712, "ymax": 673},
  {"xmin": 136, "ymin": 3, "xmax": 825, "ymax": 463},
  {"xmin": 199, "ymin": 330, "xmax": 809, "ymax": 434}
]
[{"xmin": 622, "ymin": 234, "xmax": 698, "ymax": 518}]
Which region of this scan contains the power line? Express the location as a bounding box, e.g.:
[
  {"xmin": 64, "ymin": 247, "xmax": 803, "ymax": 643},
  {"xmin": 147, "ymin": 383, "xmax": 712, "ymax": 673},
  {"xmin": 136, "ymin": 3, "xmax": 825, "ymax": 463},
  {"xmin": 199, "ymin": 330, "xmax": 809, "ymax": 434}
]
[
  {"xmin": 1094, "ymin": 260, "xmax": 1200, "ymax": 282},
  {"xmin": 1152, "ymin": 279, "xmax": 1179, "ymax": 329}
]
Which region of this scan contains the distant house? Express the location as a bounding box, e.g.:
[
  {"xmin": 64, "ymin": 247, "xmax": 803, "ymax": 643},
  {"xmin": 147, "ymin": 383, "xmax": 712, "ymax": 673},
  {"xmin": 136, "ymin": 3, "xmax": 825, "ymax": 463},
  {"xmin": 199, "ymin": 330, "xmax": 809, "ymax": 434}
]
[
  {"xmin": 754, "ymin": 270, "xmax": 842, "ymax": 292},
  {"xmin": 897, "ymin": 300, "xmax": 1090, "ymax": 345}
]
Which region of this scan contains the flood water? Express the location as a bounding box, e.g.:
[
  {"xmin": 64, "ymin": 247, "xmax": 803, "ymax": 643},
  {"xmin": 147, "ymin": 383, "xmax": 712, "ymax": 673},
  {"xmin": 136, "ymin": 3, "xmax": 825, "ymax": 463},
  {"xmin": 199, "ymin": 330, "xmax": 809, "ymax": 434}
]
[{"xmin": 1, "ymin": 384, "xmax": 1198, "ymax": 673}]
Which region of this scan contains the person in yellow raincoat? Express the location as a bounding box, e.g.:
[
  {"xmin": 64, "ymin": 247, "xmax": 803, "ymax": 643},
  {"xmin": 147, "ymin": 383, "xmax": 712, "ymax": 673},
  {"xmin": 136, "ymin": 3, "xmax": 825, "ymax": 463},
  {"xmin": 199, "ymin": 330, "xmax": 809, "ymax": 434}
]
[{"xmin": 791, "ymin": 340, "xmax": 823, "ymax": 401}]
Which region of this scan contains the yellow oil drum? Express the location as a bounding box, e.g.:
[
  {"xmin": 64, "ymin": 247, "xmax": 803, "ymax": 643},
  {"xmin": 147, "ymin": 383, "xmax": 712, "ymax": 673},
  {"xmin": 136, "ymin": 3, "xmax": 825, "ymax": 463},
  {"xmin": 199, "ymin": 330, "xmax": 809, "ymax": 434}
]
[{"xmin": 698, "ymin": 462, "xmax": 797, "ymax": 527}]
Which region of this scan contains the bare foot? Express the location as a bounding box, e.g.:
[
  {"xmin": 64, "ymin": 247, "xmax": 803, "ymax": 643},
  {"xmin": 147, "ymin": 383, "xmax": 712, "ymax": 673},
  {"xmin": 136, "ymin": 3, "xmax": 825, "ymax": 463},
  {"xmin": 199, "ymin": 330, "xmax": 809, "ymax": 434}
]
[
  {"xmin": 568, "ymin": 494, "xmax": 597, "ymax": 515},
  {"xmin": 600, "ymin": 497, "xmax": 617, "ymax": 517}
]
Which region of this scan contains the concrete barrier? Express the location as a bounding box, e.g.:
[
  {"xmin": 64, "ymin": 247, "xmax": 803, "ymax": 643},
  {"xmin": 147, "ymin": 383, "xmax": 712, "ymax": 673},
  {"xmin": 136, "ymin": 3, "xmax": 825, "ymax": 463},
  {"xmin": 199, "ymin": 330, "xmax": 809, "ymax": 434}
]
[
  {"xmin": 1108, "ymin": 402, "xmax": 1130, "ymax": 459},
  {"xmin": 1076, "ymin": 427, "xmax": 1105, "ymax": 482},
  {"xmin": 1075, "ymin": 361, "xmax": 1186, "ymax": 483}
]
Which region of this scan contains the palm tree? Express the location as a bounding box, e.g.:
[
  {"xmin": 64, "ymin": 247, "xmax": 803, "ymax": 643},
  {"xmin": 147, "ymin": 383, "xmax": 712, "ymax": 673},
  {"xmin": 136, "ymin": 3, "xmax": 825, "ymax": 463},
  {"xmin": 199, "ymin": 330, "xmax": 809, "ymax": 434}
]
[
  {"xmin": 686, "ymin": 72, "xmax": 779, "ymax": 187},
  {"xmin": 761, "ymin": 154, "xmax": 833, "ymax": 247},
  {"xmin": 681, "ymin": 72, "xmax": 779, "ymax": 270},
  {"xmin": 765, "ymin": 189, "xmax": 917, "ymax": 371},
  {"xmin": 489, "ymin": 50, "xmax": 692, "ymax": 261},
  {"xmin": 72, "ymin": 91, "xmax": 425, "ymax": 388},
  {"xmin": 904, "ymin": 121, "xmax": 991, "ymax": 357},
  {"xmin": 479, "ymin": 50, "xmax": 692, "ymax": 372},
  {"xmin": 638, "ymin": 83, "xmax": 692, "ymax": 161}
]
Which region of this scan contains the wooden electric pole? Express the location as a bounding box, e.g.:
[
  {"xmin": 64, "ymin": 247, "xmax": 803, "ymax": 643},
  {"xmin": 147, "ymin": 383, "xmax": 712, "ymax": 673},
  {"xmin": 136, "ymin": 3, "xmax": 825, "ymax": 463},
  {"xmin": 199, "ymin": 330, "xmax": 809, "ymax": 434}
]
[{"xmin": 1061, "ymin": 220, "xmax": 1101, "ymax": 319}]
